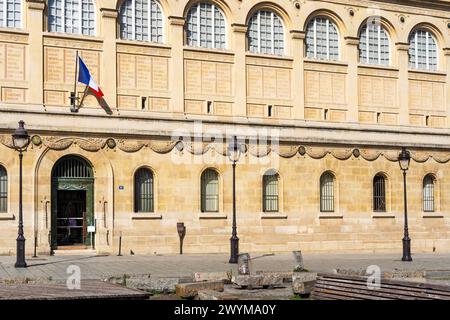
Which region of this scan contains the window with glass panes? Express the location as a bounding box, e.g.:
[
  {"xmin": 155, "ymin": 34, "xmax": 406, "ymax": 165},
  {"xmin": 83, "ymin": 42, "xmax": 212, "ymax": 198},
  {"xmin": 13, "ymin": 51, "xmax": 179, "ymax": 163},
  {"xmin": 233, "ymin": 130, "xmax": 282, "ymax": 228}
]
[
  {"xmin": 373, "ymin": 174, "xmax": 386, "ymax": 212},
  {"xmin": 186, "ymin": 2, "xmax": 226, "ymax": 49},
  {"xmin": 306, "ymin": 17, "xmax": 339, "ymax": 61},
  {"xmin": 48, "ymin": 0, "xmax": 95, "ymax": 35},
  {"xmin": 134, "ymin": 168, "xmax": 154, "ymax": 213},
  {"xmin": 119, "ymin": 0, "xmax": 163, "ymax": 42},
  {"xmin": 320, "ymin": 172, "xmax": 334, "ymax": 212},
  {"xmin": 263, "ymin": 172, "xmax": 279, "ymax": 212},
  {"xmin": 0, "ymin": 166, "xmax": 7, "ymax": 213},
  {"xmin": 423, "ymin": 174, "xmax": 435, "ymax": 212},
  {"xmin": 359, "ymin": 22, "xmax": 390, "ymax": 66},
  {"xmin": 201, "ymin": 169, "xmax": 219, "ymax": 212},
  {"xmin": 248, "ymin": 10, "xmax": 284, "ymax": 55},
  {"xmin": 409, "ymin": 29, "xmax": 437, "ymax": 71},
  {"xmin": 0, "ymin": 0, "xmax": 22, "ymax": 28}
]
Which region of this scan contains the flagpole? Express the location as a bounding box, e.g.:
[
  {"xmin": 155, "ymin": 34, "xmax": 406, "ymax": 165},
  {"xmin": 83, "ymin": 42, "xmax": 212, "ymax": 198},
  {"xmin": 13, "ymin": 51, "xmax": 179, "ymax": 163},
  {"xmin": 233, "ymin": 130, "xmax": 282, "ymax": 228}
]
[
  {"xmin": 79, "ymin": 85, "xmax": 89, "ymax": 108},
  {"xmin": 70, "ymin": 50, "xmax": 79, "ymax": 112}
]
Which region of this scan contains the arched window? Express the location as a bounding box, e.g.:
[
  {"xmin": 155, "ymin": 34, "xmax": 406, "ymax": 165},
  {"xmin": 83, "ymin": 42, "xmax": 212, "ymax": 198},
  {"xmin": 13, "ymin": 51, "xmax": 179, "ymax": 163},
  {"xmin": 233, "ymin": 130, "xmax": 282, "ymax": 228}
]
[
  {"xmin": 134, "ymin": 168, "xmax": 154, "ymax": 213},
  {"xmin": 186, "ymin": 2, "xmax": 226, "ymax": 49},
  {"xmin": 320, "ymin": 172, "xmax": 334, "ymax": 212},
  {"xmin": 0, "ymin": 165, "xmax": 7, "ymax": 213},
  {"xmin": 263, "ymin": 171, "xmax": 279, "ymax": 212},
  {"xmin": 306, "ymin": 16, "xmax": 339, "ymax": 61},
  {"xmin": 201, "ymin": 169, "xmax": 219, "ymax": 212},
  {"xmin": 373, "ymin": 174, "xmax": 386, "ymax": 212},
  {"xmin": 409, "ymin": 29, "xmax": 438, "ymax": 71},
  {"xmin": 48, "ymin": 0, "xmax": 95, "ymax": 35},
  {"xmin": 0, "ymin": 0, "xmax": 22, "ymax": 28},
  {"xmin": 248, "ymin": 10, "xmax": 284, "ymax": 55},
  {"xmin": 423, "ymin": 174, "xmax": 435, "ymax": 212},
  {"xmin": 119, "ymin": 0, "xmax": 163, "ymax": 42},
  {"xmin": 359, "ymin": 21, "xmax": 390, "ymax": 66}
]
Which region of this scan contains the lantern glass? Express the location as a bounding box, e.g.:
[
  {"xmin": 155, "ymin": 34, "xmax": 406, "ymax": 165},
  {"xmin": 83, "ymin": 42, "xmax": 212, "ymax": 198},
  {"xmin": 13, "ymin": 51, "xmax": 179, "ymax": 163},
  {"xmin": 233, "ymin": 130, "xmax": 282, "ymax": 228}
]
[
  {"xmin": 12, "ymin": 121, "xmax": 30, "ymax": 151},
  {"xmin": 227, "ymin": 137, "xmax": 241, "ymax": 162},
  {"xmin": 398, "ymin": 148, "xmax": 410, "ymax": 171}
]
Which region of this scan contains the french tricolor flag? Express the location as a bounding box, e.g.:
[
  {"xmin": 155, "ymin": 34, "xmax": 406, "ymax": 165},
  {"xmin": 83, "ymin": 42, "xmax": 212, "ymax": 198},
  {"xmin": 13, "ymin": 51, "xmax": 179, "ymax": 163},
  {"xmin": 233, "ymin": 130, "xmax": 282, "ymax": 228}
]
[{"xmin": 78, "ymin": 57, "xmax": 104, "ymax": 98}]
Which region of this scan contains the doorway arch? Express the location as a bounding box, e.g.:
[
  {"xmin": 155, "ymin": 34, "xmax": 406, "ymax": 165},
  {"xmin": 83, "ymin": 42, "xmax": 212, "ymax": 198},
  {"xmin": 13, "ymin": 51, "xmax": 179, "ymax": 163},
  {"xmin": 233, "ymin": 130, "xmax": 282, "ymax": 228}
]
[{"xmin": 51, "ymin": 155, "xmax": 94, "ymax": 249}]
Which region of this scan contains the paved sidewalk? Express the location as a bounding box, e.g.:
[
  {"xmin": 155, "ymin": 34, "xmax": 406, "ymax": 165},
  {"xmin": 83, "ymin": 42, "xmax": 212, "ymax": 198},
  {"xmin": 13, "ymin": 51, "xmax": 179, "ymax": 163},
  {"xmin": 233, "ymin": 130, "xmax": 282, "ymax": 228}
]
[{"xmin": 1, "ymin": 252, "xmax": 450, "ymax": 281}]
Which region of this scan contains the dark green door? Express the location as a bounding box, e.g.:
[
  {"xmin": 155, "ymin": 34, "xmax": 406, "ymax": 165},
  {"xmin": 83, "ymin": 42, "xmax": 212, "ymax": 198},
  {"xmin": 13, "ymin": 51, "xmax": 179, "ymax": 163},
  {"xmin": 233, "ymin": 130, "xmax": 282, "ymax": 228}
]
[{"xmin": 51, "ymin": 156, "xmax": 94, "ymax": 249}]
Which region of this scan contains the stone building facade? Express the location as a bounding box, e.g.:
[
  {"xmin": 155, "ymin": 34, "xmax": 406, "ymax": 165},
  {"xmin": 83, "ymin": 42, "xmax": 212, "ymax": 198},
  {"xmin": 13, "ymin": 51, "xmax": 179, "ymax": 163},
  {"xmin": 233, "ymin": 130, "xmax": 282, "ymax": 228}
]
[{"xmin": 0, "ymin": 0, "xmax": 450, "ymax": 256}]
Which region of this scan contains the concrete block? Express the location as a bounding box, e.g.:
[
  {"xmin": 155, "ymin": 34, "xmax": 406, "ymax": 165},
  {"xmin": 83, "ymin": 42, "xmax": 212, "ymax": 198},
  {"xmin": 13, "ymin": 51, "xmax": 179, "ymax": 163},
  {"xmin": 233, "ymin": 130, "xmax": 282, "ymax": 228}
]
[
  {"xmin": 197, "ymin": 290, "xmax": 239, "ymax": 300},
  {"xmin": 193, "ymin": 271, "xmax": 232, "ymax": 284},
  {"xmin": 175, "ymin": 281, "xmax": 224, "ymax": 298}
]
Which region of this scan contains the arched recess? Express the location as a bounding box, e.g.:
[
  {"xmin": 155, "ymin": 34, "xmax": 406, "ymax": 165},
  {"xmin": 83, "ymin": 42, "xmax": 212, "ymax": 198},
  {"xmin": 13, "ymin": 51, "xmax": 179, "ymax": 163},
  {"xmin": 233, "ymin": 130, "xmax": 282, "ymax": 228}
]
[
  {"xmin": 261, "ymin": 168, "xmax": 283, "ymax": 213},
  {"xmin": 407, "ymin": 23, "xmax": 444, "ymax": 71},
  {"xmin": 303, "ymin": 10, "xmax": 346, "ymax": 60},
  {"xmin": 33, "ymin": 144, "xmax": 114, "ymax": 252}
]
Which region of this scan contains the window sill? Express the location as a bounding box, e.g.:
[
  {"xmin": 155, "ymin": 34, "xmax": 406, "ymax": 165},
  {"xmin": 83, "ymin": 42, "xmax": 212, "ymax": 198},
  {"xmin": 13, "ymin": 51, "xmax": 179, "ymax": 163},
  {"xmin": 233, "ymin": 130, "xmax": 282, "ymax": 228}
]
[
  {"xmin": 408, "ymin": 69, "xmax": 446, "ymax": 77},
  {"xmin": 260, "ymin": 213, "xmax": 287, "ymax": 219},
  {"xmin": 131, "ymin": 213, "xmax": 162, "ymax": 220},
  {"xmin": 358, "ymin": 64, "xmax": 399, "ymax": 72},
  {"xmin": 0, "ymin": 213, "xmax": 15, "ymax": 220},
  {"xmin": 246, "ymin": 52, "xmax": 294, "ymax": 61},
  {"xmin": 42, "ymin": 32, "xmax": 103, "ymax": 43},
  {"xmin": 117, "ymin": 39, "xmax": 172, "ymax": 50},
  {"xmin": 304, "ymin": 58, "xmax": 348, "ymax": 67},
  {"xmin": 423, "ymin": 213, "xmax": 444, "ymax": 218},
  {"xmin": 372, "ymin": 214, "xmax": 395, "ymax": 219},
  {"xmin": 199, "ymin": 213, "xmax": 227, "ymax": 219},
  {"xmin": 183, "ymin": 46, "xmax": 235, "ymax": 56},
  {"xmin": 319, "ymin": 214, "xmax": 343, "ymax": 219}
]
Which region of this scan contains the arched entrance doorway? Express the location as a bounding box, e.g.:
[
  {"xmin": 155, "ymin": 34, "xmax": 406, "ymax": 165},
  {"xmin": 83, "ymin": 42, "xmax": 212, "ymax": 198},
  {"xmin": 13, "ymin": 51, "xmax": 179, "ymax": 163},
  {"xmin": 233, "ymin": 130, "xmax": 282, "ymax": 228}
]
[{"xmin": 51, "ymin": 156, "xmax": 94, "ymax": 249}]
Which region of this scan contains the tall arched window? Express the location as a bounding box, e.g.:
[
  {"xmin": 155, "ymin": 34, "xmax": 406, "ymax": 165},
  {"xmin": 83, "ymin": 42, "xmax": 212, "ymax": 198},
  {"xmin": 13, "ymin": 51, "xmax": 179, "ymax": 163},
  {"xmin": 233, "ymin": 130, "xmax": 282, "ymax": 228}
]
[
  {"xmin": 134, "ymin": 167, "xmax": 154, "ymax": 213},
  {"xmin": 263, "ymin": 171, "xmax": 279, "ymax": 212},
  {"xmin": 0, "ymin": 165, "xmax": 7, "ymax": 213},
  {"xmin": 248, "ymin": 10, "xmax": 284, "ymax": 55},
  {"xmin": 320, "ymin": 172, "xmax": 334, "ymax": 212},
  {"xmin": 359, "ymin": 21, "xmax": 390, "ymax": 66},
  {"xmin": 186, "ymin": 2, "xmax": 226, "ymax": 49},
  {"xmin": 48, "ymin": 0, "xmax": 95, "ymax": 35},
  {"xmin": 201, "ymin": 169, "xmax": 219, "ymax": 212},
  {"xmin": 423, "ymin": 174, "xmax": 435, "ymax": 212},
  {"xmin": 119, "ymin": 0, "xmax": 164, "ymax": 42},
  {"xmin": 373, "ymin": 174, "xmax": 386, "ymax": 212},
  {"xmin": 409, "ymin": 29, "xmax": 438, "ymax": 71},
  {"xmin": 0, "ymin": 0, "xmax": 22, "ymax": 28},
  {"xmin": 306, "ymin": 16, "xmax": 339, "ymax": 61}
]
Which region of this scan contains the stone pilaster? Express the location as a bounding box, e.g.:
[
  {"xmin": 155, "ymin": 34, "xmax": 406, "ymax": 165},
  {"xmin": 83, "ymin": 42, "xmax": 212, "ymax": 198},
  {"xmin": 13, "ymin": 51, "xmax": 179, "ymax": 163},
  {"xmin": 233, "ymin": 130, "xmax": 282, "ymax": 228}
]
[
  {"xmin": 231, "ymin": 24, "xmax": 248, "ymax": 118},
  {"xmin": 344, "ymin": 36, "xmax": 360, "ymax": 123},
  {"xmin": 290, "ymin": 30, "xmax": 305, "ymax": 120},
  {"xmin": 396, "ymin": 42, "xmax": 410, "ymax": 126},
  {"xmin": 168, "ymin": 16, "xmax": 185, "ymax": 115},
  {"xmin": 445, "ymin": 48, "xmax": 450, "ymax": 126},
  {"xmin": 100, "ymin": 8, "xmax": 118, "ymax": 111},
  {"xmin": 26, "ymin": 0, "xmax": 45, "ymax": 105}
]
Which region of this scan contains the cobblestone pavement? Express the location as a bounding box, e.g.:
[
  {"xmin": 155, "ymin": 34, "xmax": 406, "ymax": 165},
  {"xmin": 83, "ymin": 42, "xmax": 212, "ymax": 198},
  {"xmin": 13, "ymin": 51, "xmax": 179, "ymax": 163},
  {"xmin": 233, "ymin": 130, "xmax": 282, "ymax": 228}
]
[{"xmin": 1, "ymin": 252, "xmax": 450, "ymax": 281}]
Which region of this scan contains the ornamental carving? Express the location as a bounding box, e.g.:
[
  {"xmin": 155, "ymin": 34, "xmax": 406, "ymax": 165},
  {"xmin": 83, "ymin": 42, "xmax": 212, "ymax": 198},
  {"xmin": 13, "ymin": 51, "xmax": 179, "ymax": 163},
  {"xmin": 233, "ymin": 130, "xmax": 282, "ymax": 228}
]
[
  {"xmin": 2, "ymin": 133, "xmax": 450, "ymax": 164},
  {"xmin": 117, "ymin": 139, "xmax": 145, "ymax": 152}
]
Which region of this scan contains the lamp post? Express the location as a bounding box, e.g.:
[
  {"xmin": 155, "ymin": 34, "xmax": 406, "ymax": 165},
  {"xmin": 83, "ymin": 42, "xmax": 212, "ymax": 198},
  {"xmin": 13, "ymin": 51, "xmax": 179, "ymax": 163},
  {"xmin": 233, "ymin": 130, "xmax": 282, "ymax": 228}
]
[
  {"xmin": 398, "ymin": 147, "xmax": 412, "ymax": 262},
  {"xmin": 227, "ymin": 136, "xmax": 242, "ymax": 264},
  {"xmin": 12, "ymin": 120, "xmax": 30, "ymax": 268}
]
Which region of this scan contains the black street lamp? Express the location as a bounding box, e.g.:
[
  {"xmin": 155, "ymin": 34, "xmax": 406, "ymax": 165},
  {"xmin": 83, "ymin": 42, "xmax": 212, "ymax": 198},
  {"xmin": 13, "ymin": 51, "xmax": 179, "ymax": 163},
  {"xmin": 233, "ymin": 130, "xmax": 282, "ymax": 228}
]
[
  {"xmin": 12, "ymin": 120, "xmax": 30, "ymax": 268},
  {"xmin": 398, "ymin": 147, "xmax": 412, "ymax": 262},
  {"xmin": 227, "ymin": 136, "xmax": 242, "ymax": 264}
]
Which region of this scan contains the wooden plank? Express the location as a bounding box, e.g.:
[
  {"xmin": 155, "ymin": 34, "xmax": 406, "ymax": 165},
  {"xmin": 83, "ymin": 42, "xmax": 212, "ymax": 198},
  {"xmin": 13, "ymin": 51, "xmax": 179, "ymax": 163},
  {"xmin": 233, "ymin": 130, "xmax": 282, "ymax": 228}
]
[
  {"xmin": 316, "ymin": 276, "xmax": 450, "ymax": 299},
  {"xmin": 0, "ymin": 280, "xmax": 149, "ymax": 300},
  {"xmin": 312, "ymin": 274, "xmax": 450, "ymax": 300}
]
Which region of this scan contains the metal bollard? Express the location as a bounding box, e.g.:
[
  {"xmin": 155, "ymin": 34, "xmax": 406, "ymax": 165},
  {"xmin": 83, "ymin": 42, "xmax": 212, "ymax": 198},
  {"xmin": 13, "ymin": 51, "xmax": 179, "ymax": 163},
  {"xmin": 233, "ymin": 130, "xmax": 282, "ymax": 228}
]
[
  {"xmin": 177, "ymin": 222, "xmax": 186, "ymax": 255},
  {"xmin": 117, "ymin": 232, "xmax": 122, "ymax": 256}
]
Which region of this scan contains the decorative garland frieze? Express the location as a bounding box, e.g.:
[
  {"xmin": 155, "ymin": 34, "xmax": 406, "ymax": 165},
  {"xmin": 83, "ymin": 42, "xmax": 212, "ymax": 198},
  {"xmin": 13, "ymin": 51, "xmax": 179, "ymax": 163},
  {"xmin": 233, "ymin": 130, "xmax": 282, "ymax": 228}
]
[{"xmin": 2, "ymin": 133, "xmax": 450, "ymax": 164}]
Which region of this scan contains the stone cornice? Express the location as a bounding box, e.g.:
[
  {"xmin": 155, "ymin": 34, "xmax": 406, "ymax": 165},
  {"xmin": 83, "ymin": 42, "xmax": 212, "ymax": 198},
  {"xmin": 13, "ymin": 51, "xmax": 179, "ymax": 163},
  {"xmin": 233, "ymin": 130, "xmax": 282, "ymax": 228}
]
[
  {"xmin": 290, "ymin": 30, "xmax": 306, "ymax": 40},
  {"xmin": 231, "ymin": 24, "xmax": 248, "ymax": 33},
  {"xmin": 26, "ymin": 0, "xmax": 45, "ymax": 10},
  {"xmin": 396, "ymin": 42, "xmax": 410, "ymax": 51},
  {"xmin": 100, "ymin": 8, "xmax": 119, "ymax": 19},
  {"xmin": 168, "ymin": 16, "xmax": 185, "ymax": 26},
  {"xmin": 344, "ymin": 36, "xmax": 359, "ymax": 46}
]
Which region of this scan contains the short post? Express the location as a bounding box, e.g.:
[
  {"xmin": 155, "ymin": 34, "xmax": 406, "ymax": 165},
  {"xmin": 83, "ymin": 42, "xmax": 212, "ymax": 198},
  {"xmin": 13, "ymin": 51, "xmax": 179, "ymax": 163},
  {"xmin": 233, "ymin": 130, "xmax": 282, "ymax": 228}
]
[
  {"xmin": 293, "ymin": 250, "xmax": 305, "ymax": 272},
  {"xmin": 238, "ymin": 253, "xmax": 251, "ymax": 275},
  {"xmin": 33, "ymin": 230, "xmax": 38, "ymax": 258},
  {"xmin": 117, "ymin": 231, "xmax": 122, "ymax": 256},
  {"xmin": 177, "ymin": 222, "xmax": 186, "ymax": 255}
]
